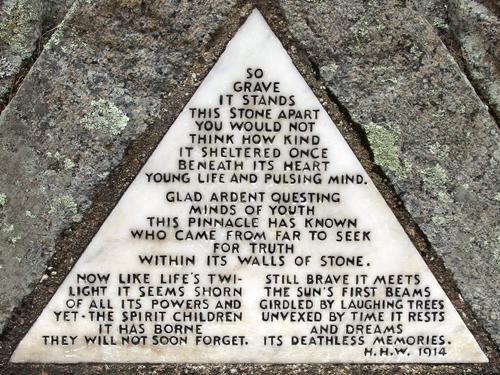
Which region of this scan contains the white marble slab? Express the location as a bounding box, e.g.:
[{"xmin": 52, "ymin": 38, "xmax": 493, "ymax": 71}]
[{"xmin": 11, "ymin": 9, "xmax": 487, "ymax": 363}]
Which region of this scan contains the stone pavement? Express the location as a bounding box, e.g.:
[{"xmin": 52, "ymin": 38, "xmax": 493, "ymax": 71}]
[{"xmin": 0, "ymin": 0, "xmax": 498, "ymax": 373}]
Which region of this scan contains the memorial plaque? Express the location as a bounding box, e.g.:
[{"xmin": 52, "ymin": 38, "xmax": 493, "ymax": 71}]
[{"xmin": 11, "ymin": 10, "xmax": 487, "ymax": 363}]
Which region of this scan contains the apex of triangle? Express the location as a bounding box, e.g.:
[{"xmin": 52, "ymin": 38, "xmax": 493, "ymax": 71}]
[{"xmin": 10, "ymin": 8, "xmax": 487, "ymax": 364}]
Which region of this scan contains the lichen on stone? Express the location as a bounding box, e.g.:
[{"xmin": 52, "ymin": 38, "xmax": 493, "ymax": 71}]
[
  {"xmin": 431, "ymin": 215, "xmax": 451, "ymax": 225},
  {"xmin": 49, "ymin": 194, "xmax": 80, "ymax": 222},
  {"xmin": 2, "ymin": 224, "xmax": 13, "ymax": 233},
  {"xmin": 423, "ymin": 164, "xmax": 449, "ymax": 189},
  {"xmin": 0, "ymin": 57, "xmax": 15, "ymax": 79},
  {"xmin": 352, "ymin": 25, "xmax": 369, "ymax": 40},
  {"xmin": 429, "ymin": 142, "xmax": 450, "ymax": 161},
  {"xmin": 364, "ymin": 122, "xmax": 409, "ymax": 179},
  {"xmin": 409, "ymin": 44, "xmax": 423, "ymax": 59},
  {"xmin": 8, "ymin": 235, "xmax": 21, "ymax": 244},
  {"xmin": 61, "ymin": 195, "xmax": 78, "ymax": 214},
  {"xmin": 46, "ymin": 151, "xmax": 75, "ymax": 170},
  {"xmin": 80, "ymin": 99, "xmax": 129, "ymax": 136},
  {"xmin": 1, "ymin": 223, "xmax": 21, "ymax": 244},
  {"xmin": 0, "ymin": 193, "xmax": 6, "ymax": 207},
  {"xmin": 63, "ymin": 158, "xmax": 75, "ymax": 170},
  {"xmin": 0, "ymin": 0, "xmax": 41, "ymax": 59},
  {"xmin": 432, "ymin": 17, "xmax": 449, "ymax": 31},
  {"xmin": 437, "ymin": 191, "xmax": 452, "ymax": 203},
  {"xmin": 319, "ymin": 63, "xmax": 338, "ymax": 79},
  {"xmin": 49, "ymin": 194, "xmax": 78, "ymax": 214},
  {"xmin": 431, "ymin": 109, "xmax": 446, "ymax": 119},
  {"xmin": 25, "ymin": 210, "xmax": 35, "ymax": 218},
  {"xmin": 494, "ymin": 192, "xmax": 500, "ymax": 202}
]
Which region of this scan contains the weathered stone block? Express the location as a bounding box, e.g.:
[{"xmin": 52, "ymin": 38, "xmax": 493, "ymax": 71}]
[{"xmin": 279, "ymin": 0, "xmax": 499, "ymax": 344}]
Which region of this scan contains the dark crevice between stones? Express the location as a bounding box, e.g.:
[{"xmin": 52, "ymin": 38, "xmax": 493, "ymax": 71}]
[
  {"xmin": 478, "ymin": 0, "xmax": 500, "ymax": 17},
  {"xmin": 442, "ymin": 38, "xmax": 499, "ymax": 127},
  {"xmin": 0, "ymin": 5, "xmax": 72, "ymax": 116},
  {"xmin": 0, "ymin": 46, "xmax": 38, "ymax": 115},
  {"xmin": 419, "ymin": 4, "xmax": 500, "ymax": 127}
]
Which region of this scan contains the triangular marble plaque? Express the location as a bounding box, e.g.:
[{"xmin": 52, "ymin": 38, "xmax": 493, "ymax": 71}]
[{"xmin": 12, "ymin": 9, "xmax": 487, "ymax": 363}]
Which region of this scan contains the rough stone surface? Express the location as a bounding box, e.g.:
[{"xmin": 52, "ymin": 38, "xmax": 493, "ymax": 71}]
[
  {"xmin": 413, "ymin": 0, "xmax": 500, "ymax": 120},
  {"xmin": 0, "ymin": 0, "xmax": 236, "ymax": 331},
  {"xmin": 0, "ymin": 0, "xmax": 75, "ymax": 110},
  {"xmin": 0, "ymin": 0, "xmax": 43, "ymax": 101},
  {"xmin": 413, "ymin": 0, "xmax": 450, "ymax": 34},
  {"xmin": 278, "ymin": 0, "xmax": 499, "ymax": 345},
  {"xmin": 448, "ymin": 0, "xmax": 500, "ymax": 119}
]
